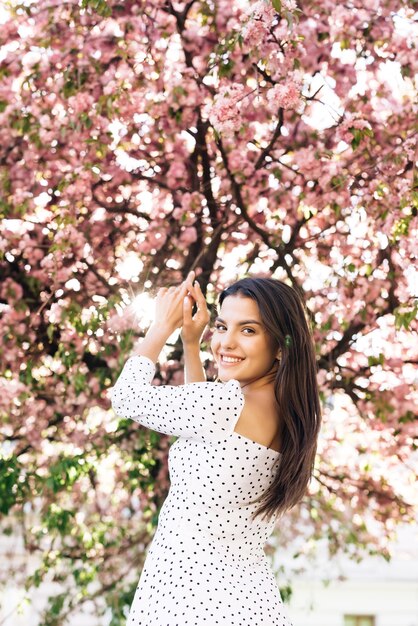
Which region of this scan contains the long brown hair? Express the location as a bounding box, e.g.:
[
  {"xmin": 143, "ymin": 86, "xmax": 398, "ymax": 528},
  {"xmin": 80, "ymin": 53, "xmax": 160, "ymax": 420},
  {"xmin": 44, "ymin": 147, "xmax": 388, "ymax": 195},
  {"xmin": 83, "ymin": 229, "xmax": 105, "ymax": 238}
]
[{"xmin": 218, "ymin": 277, "xmax": 321, "ymax": 522}]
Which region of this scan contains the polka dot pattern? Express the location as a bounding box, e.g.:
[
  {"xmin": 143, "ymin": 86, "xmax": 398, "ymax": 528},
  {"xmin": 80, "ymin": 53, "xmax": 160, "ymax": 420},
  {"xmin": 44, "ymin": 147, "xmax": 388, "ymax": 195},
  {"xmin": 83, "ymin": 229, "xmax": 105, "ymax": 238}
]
[{"xmin": 111, "ymin": 355, "xmax": 293, "ymax": 626}]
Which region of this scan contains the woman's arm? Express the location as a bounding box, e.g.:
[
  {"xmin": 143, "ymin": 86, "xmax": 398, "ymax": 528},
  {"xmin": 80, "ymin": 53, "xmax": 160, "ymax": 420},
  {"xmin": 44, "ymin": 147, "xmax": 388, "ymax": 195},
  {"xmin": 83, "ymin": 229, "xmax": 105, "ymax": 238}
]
[
  {"xmin": 181, "ymin": 271, "xmax": 211, "ymax": 383},
  {"xmin": 110, "ymin": 354, "xmax": 244, "ymax": 441},
  {"xmin": 131, "ymin": 322, "xmax": 172, "ymax": 364},
  {"xmin": 183, "ymin": 343, "xmax": 206, "ymax": 383}
]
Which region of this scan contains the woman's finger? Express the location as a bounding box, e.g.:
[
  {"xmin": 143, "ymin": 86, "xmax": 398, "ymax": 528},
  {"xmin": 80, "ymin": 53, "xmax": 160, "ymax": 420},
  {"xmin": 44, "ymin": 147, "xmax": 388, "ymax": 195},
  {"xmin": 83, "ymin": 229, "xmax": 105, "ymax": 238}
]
[
  {"xmin": 192, "ymin": 281, "xmax": 209, "ymax": 310},
  {"xmin": 179, "ymin": 281, "xmax": 189, "ymax": 296},
  {"xmin": 185, "ymin": 277, "xmax": 196, "ymax": 298},
  {"xmin": 183, "ymin": 294, "xmax": 193, "ymax": 321}
]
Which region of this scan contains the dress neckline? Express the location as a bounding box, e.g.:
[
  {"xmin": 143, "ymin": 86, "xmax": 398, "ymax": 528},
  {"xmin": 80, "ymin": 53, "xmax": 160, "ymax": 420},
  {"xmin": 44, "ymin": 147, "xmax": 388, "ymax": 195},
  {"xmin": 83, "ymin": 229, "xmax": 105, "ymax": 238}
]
[{"xmin": 231, "ymin": 430, "xmax": 281, "ymax": 456}]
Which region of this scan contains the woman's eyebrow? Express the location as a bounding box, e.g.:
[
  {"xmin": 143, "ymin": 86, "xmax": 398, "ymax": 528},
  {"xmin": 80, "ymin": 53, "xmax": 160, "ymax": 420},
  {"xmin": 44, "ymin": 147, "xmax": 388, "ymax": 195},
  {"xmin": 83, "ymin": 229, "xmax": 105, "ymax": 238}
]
[{"xmin": 215, "ymin": 317, "xmax": 262, "ymax": 326}]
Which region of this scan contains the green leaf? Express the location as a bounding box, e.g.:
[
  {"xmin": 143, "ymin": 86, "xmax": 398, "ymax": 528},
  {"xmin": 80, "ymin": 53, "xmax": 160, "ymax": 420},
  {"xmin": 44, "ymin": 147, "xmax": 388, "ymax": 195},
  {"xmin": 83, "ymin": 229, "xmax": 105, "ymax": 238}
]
[
  {"xmin": 0, "ymin": 456, "xmax": 27, "ymax": 514},
  {"xmin": 271, "ymin": 0, "xmax": 282, "ymax": 12},
  {"xmin": 349, "ymin": 126, "xmax": 373, "ymax": 150},
  {"xmin": 279, "ymin": 584, "xmax": 293, "ymax": 603},
  {"xmin": 43, "ymin": 504, "xmax": 76, "ymax": 534},
  {"xmin": 218, "ymin": 58, "xmax": 235, "ymax": 78},
  {"xmin": 367, "ymin": 353, "xmax": 384, "ymax": 367},
  {"xmin": 81, "ymin": 0, "xmax": 112, "ymax": 16},
  {"xmin": 350, "ymin": 128, "xmax": 362, "ymax": 150},
  {"xmin": 46, "ymin": 324, "xmax": 55, "ymax": 342},
  {"xmin": 394, "ymin": 301, "xmax": 418, "ymax": 330},
  {"xmin": 74, "ymin": 371, "xmax": 87, "ymax": 393},
  {"xmin": 46, "ymin": 592, "xmax": 66, "ymax": 617},
  {"xmin": 284, "ymin": 9, "xmax": 294, "ymax": 29},
  {"xmin": 44, "ymin": 455, "xmax": 91, "ymax": 494},
  {"xmin": 399, "ymin": 410, "xmax": 416, "ymax": 424}
]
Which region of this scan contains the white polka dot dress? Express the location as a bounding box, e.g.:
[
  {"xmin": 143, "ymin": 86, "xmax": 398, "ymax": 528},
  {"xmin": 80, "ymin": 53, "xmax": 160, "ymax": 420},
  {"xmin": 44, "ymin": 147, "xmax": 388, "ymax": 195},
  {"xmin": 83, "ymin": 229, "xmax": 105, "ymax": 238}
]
[{"xmin": 110, "ymin": 355, "xmax": 293, "ymax": 626}]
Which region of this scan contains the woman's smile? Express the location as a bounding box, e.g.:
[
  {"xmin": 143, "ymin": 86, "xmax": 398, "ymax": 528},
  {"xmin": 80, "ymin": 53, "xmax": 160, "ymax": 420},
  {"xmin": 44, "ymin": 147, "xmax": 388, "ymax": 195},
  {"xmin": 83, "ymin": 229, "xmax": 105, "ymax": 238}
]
[{"xmin": 219, "ymin": 355, "xmax": 246, "ymax": 366}]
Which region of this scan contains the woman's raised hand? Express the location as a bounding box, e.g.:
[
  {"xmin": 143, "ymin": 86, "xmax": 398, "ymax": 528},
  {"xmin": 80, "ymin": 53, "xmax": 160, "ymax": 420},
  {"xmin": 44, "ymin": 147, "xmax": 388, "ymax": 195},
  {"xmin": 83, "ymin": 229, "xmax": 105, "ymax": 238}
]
[
  {"xmin": 181, "ymin": 270, "xmax": 211, "ymax": 347},
  {"xmin": 153, "ymin": 280, "xmax": 189, "ymax": 334}
]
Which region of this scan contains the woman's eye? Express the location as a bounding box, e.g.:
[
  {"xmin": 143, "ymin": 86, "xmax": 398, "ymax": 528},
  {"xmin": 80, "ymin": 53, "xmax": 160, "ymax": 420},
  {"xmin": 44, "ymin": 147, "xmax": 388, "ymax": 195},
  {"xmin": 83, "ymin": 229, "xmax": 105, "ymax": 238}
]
[{"xmin": 214, "ymin": 325, "xmax": 254, "ymax": 334}]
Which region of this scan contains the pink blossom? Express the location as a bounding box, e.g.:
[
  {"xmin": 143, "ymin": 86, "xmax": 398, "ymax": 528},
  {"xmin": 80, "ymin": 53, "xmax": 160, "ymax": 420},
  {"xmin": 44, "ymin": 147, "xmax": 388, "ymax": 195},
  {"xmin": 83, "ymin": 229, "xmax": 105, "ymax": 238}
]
[
  {"xmin": 267, "ymin": 80, "xmax": 302, "ymax": 110},
  {"xmin": 179, "ymin": 226, "xmax": 198, "ymax": 245},
  {"xmin": 0, "ymin": 278, "xmax": 23, "ymax": 302},
  {"xmin": 245, "ymin": 1, "xmax": 275, "ymax": 22},
  {"xmin": 47, "ymin": 302, "xmax": 66, "ymax": 324},
  {"xmin": 282, "ymin": 0, "xmax": 298, "ymax": 9},
  {"xmin": 168, "ymin": 369, "xmax": 184, "ymax": 385},
  {"xmin": 0, "ymin": 378, "xmax": 28, "ymax": 409},
  {"xmin": 138, "ymin": 231, "xmax": 167, "ymax": 253},
  {"xmin": 67, "ymin": 92, "xmax": 95, "ymax": 115},
  {"xmin": 243, "ymin": 19, "xmax": 268, "ymax": 48},
  {"xmin": 106, "ymin": 303, "xmax": 139, "ymax": 333},
  {"xmin": 209, "ymin": 83, "xmax": 246, "ymax": 135},
  {"xmin": 166, "ymin": 161, "xmax": 188, "ymax": 187}
]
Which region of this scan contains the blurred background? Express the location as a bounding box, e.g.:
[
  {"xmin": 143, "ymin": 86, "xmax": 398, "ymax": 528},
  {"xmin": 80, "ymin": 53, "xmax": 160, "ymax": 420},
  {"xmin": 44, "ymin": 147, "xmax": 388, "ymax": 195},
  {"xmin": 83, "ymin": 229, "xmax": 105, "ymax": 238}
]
[{"xmin": 0, "ymin": 0, "xmax": 417, "ymax": 624}]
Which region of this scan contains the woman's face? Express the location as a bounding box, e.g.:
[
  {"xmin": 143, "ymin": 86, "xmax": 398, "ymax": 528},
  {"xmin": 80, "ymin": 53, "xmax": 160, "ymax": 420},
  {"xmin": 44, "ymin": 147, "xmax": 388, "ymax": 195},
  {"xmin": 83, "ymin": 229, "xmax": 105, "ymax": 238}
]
[{"xmin": 210, "ymin": 294, "xmax": 280, "ymax": 385}]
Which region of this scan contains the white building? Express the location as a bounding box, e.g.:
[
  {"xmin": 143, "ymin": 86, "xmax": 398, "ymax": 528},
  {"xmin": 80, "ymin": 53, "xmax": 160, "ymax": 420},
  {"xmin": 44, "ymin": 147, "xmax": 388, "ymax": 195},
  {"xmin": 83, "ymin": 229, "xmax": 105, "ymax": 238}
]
[{"xmin": 277, "ymin": 524, "xmax": 418, "ymax": 626}]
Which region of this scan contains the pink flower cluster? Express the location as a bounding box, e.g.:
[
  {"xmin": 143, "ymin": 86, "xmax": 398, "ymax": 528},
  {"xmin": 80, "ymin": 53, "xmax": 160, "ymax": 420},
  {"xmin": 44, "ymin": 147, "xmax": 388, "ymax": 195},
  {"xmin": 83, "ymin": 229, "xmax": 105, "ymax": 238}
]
[
  {"xmin": 209, "ymin": 83, "xmax": 246, "ymax": 135},
  {"xmin": 179, "ymin": 226, "xmax": 198, "ymax": 245},
  {"xmin": 242, "ymin": 18, "xmax": 269, "ymax": 48},
  {"xmin": 241, "ymin": 0, "xmax": 277, "ymax": 48},
  {"xmin": 246, "ymin": 0, "xmax": 276, "ymax": 22},
  {"xmin": 267, "ymin": 78, "xmax": 303, "ymax": 111}
]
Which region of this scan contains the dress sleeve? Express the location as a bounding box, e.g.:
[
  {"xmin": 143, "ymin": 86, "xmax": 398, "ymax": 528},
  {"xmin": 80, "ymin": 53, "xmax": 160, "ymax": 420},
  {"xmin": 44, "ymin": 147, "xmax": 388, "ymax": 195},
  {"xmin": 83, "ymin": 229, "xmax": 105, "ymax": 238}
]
[{"xmin": 109, "ymin": 355, "xmax": 245, "ymax": 441}]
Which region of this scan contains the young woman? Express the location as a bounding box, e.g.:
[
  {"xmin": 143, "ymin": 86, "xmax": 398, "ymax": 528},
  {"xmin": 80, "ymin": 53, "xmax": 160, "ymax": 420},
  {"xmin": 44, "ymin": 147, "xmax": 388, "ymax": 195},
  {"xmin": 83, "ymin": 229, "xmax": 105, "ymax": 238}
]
[{"xmin": 110, "ymin": 270, "xmax": 321, "ymax": 626}]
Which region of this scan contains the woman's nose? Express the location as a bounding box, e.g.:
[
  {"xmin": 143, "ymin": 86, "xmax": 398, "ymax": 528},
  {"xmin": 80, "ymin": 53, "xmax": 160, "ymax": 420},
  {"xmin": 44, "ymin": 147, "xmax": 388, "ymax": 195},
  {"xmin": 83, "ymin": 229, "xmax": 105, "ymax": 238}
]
[{"xmin": 220, "ymin": 333, "xmax": 238, "ymax": 349}]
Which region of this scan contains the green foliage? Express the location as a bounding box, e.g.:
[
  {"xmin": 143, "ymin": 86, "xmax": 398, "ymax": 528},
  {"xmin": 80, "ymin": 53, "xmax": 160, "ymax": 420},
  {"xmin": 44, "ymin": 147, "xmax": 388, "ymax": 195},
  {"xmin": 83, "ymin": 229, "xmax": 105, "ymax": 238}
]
[
  {"xmin": 367, "ymin": 353, "xmax": 385, "ymax": 367},
  {"xmin": 105, "ymin": 580, "xmax": 137, "ymax": 626},
  {"xmin": 44, "ymin": 455, "xmax": 92, "ymax": 494},
  {"xmin": 81, "ymin": 0, "xmax": 112, "ymax": 17},
  {"xmin": 41, "ymin": 592, "xmax": 67, "ymax": 625},
  {"xmin": 394, "ymin": 301, "xmax": 418, "ymax": 330},
  {"xmin": 43, "ymin": 503, "xmax": 76, "ymax": 534},
  {"xmin": 0, "ymin": 456, "xmax": 29, "ymax": 514},
  {"xmin": 62, "ymin": 68, "xmax": 90, "ymax": 99},
  {"xmin": 349, "ymin": 125, "xmax": 374, "ymax": 150},
  {"xmin": 73, "ymin": 562, "xmax": 99, "ymax": 587},
  {"xmin": 391, "ymin": 211, "xmax": 415, "ymax": 242},
  {"xmin": 279, "ymin": 583, "xmax": 293, "ymax": 603},
  {"xmin": 219, "ymin": 56, "xmax": 235, "ymax": 78}
]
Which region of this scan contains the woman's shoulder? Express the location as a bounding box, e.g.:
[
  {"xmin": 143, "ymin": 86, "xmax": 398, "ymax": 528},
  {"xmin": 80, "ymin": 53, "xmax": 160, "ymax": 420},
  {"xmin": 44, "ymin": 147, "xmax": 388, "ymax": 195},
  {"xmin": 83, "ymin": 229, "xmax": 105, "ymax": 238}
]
[{"xmin": 234, "ymin": 392, "xmax": 281, "ymax": 451}]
